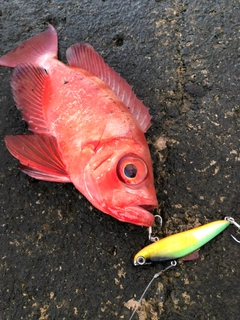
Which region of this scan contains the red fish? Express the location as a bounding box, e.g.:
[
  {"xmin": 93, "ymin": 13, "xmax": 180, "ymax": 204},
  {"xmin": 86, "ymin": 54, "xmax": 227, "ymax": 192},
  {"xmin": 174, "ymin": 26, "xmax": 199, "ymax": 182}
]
[{"xmin": 0, "ymin": 24, "xmax": 158, "ymax": 226}]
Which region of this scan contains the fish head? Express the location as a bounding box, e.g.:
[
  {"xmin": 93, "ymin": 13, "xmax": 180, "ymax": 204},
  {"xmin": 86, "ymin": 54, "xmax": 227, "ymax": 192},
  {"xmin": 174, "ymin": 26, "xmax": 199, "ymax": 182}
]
[{"xmin": 77, "ymin": 138, "xmax": 158, "ymax": 227}]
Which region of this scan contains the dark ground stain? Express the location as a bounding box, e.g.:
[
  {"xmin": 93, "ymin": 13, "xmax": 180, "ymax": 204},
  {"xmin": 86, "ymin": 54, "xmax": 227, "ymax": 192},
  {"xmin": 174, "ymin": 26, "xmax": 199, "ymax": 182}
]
[{"xmin": 0, "ymin": 1, "xmax": 239, "ymax": 320}]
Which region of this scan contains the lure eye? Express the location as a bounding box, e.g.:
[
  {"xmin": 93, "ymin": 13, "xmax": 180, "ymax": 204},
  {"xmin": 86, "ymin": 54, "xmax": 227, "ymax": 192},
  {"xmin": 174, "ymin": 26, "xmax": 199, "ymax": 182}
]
[
  {"xmin": 117, "ymin": 154, "xmax": 148, "ymax": 185},
  {"xmin": 136, "ymin": 256, "xmax": 146, "ymax": 265}
]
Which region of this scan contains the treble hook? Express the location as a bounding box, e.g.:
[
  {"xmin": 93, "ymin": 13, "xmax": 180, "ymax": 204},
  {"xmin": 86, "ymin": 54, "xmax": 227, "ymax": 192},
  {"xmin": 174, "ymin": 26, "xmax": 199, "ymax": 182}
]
[
  {"xmin": 148, "ymin": 215, "xmax": 162, "ymax": 242},
  {"xmin": 224, "ymin": 216, "xmax": 240, "ymax": 243}
]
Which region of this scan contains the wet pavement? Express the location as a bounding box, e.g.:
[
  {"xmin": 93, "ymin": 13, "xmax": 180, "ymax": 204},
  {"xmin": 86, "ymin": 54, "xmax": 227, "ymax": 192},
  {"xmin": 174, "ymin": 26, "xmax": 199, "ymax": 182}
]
[{"xmin": 0, "ymin": 1, "xmax": 239, "ymax": 319}]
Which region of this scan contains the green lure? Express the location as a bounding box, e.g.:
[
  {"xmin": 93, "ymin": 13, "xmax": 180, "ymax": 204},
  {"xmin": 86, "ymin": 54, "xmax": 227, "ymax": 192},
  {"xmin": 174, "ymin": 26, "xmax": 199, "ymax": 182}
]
[{"xmin": 134, "ymin": 219, "xmax": 230, "ymax": 265}]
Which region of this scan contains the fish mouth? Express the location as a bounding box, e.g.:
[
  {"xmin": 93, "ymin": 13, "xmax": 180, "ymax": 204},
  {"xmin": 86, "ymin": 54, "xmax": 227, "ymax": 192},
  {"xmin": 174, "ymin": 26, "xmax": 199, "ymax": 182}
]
[
  {"xmin": 108, "ymin": 203, "xmax": 157, "ymax": 227},
  {"xmin": 139, "ymin": 204, "xmax": 157, "ymax": 211}
]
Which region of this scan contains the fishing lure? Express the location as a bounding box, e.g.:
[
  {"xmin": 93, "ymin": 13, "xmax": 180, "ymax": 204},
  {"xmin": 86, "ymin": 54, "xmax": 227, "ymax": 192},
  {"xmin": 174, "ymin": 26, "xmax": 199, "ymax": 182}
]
[
  {"xmin": 129, "ymin": 216, "xmax": 240, "ymax": 320},
  {"xmin": 134, "ymin": 217, "xmax": 239, "ymax": 265}
]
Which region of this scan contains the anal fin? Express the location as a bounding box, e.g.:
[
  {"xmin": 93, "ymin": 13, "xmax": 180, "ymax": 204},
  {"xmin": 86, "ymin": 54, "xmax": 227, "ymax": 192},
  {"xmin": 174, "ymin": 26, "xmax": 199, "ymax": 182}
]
[
  {"xmin": 5, "ymin": 134, "xmax": 70, "ymax": 183},
  {"xmin": 11, "ymin": 64, "xmax": 51, "ymax": 134}
]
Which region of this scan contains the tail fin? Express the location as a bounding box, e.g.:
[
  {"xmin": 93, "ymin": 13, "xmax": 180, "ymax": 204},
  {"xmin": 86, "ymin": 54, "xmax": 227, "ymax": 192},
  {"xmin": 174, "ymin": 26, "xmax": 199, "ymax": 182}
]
[{"xmin": 0, "ymin": 24, "xmax": 58, "ymax": 68}]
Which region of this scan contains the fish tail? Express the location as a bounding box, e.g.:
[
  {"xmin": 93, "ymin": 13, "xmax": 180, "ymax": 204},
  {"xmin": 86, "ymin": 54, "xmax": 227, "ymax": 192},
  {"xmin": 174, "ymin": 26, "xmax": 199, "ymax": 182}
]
[{"xmin": 0, "ymin": 24, "xmax": 58, "ymax": 68}]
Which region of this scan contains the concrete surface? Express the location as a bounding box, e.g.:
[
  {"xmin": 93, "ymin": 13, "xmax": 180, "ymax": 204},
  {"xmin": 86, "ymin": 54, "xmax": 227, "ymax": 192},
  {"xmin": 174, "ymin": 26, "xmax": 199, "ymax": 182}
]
[{"xmin": 0, "ymin": 1, "xmax": 239, "ymax": 319}]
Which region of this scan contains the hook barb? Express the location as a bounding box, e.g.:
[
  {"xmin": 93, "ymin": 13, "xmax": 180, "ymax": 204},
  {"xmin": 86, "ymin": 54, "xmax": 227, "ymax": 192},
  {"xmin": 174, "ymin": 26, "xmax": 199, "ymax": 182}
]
[{"xmin": 230, "ymin": 234, "xmax": 240, "ymax": 243}]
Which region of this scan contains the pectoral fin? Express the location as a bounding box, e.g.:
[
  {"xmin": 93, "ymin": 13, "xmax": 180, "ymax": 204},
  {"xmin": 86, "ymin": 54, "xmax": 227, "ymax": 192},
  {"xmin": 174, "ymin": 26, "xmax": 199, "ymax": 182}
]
[{"xmin": 5, "ymin": 134, "xmax": 70, "ymax": 182}]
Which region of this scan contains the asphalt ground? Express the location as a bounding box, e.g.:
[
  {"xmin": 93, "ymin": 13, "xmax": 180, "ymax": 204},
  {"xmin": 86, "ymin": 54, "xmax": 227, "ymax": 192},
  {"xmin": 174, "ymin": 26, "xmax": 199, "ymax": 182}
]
[{"xmin": 0, "ymin": 1, "xmax": 239, "ymax": 319}]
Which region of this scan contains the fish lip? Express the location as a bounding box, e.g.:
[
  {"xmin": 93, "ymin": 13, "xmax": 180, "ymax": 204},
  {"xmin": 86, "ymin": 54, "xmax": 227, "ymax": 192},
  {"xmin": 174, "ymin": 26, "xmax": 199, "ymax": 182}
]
[{"xmin": 111, "ymin": 203, "xmax": 157, "ymax": 227}]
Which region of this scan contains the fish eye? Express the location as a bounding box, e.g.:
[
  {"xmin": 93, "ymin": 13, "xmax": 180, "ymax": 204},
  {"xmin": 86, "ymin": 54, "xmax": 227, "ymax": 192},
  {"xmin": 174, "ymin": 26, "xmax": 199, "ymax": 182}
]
[
  {"xmin": 136, "ymin": 256, "xmax": 146, "ymax": 265},
  {"xmin": 117, "ymin": 154, "xmax": 148, "ymax": 185},
  {"xmin": 124, "ymin": 163, "xmax": 137, "ymax": 178}
]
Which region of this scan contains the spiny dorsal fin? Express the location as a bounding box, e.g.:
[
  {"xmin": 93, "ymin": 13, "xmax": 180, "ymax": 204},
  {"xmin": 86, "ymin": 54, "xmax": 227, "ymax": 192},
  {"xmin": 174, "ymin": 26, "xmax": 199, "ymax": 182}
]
[{"xmin": 66, "ymin": 43, "xmax": 152, "ymax": 132}]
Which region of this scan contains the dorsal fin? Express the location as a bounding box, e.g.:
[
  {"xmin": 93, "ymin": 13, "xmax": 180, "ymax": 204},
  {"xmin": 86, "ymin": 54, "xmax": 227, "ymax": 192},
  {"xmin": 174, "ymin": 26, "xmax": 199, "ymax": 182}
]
[
  {"xmin": 5, "ymin": 135, "xmax": 70, "ymax": 182},
  {"xmin": 0, "ymin": 24, "xmax": 57, "ymax": 68},
  {"xmin": 10, "ymin": 63, "xmax": 50, "ymax": 134},
  {"xmin": 66, "ymin": 43, "xmax": 152, "ymax": 132}
]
